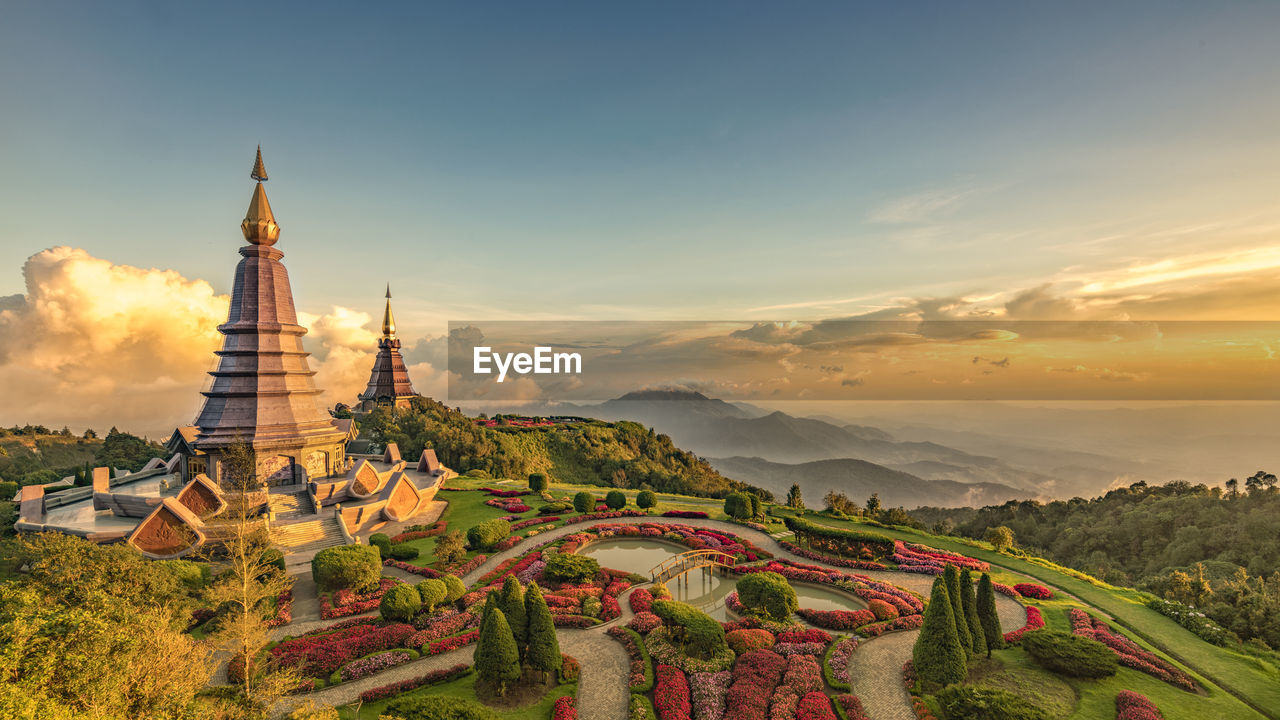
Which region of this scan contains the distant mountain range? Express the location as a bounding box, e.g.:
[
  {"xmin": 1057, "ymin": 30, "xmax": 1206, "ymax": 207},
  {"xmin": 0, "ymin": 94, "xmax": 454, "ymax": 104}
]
[{"xmin": 464, "ymin": 389, "xmax": 1278, "ymax": 508}]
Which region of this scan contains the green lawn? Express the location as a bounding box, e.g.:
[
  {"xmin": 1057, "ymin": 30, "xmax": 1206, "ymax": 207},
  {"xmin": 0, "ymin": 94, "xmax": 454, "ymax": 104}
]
[
  {"xmin": 772, "ymin": 509, "xmax": 1280, "ymax": 719},
  {"xmin": 335, "ymin": 671, "xmax": 575, "ymax": 720}
]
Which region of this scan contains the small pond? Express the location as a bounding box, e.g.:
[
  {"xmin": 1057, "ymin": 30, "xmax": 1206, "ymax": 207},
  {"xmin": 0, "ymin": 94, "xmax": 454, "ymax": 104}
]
[{"xmin": 579, "ymin": 538, "xmax": 865, "ymax": 622}]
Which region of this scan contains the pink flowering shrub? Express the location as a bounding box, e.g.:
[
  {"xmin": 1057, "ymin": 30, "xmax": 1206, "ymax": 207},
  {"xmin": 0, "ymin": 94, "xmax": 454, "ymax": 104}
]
[
  {"xmin": 1116, "ymin": 690, "xmax": 1164, "ymax": 720},
  {"xmin": 338, "ymin": 650, "xmax": 413, "ymax": 682},
  {"xmin": 867, "ymin": 599, "xmax": 899, "ymax": 621},
  {"xmin": 553, "ymin": 696, "xmax": 578, "ymax": 720},
  {"xmin": 835, "ymin": 695, "xmax": 869, "ymax": 720},
  {"xmin": 1069, "ymin": 609, "xmax": 1196, "ymax": 691},
  {"xmin": 424, "ymin": 628, "xmax": 478, "ymax": 655},
  {"xmin": 270, "ymin": 622, "xmax": 414, "ymax": 677},
  {"xmin": 629, "ymin": 611, "xmax": 662, "ymax": 634},
  {"xmin": 690, "ymin": 670, "xmax": 731, "ymax": 720},
  {"xmin": 382, "ymin": 559, "xmax": 441, "ymax": 578},
  {"xmin": 891, "ymin": 540, "xmax": 988, "ymax": 573},
  {"xmin": 796, "ymin": 692, "xmax": 837, "ymax": 720},
  {"xmin": 630, "ymin": 587, "xmax": 654, "ymax": 613},
  {"xmin": 1003, "ymin": 605, "xmax": 1046, "ymax": 644},
  {"xmin": 359, "ymin": 663, "xmax": 471, "ymax": 702},
  {"xmin": 725, "ymin": 650, "xmax": 786, "ymax": 720},
  {"xmin": 778, "ymin": 540, "xmax": 886, "ymax": 571},
  {"xmin": 828, "ymin": 637, "xmax": 858, "ymax": 687},
  {"xmin": 1014, "ymin": 582, "xmax": 1054, "ymax": 600},
  {"xmin": 775, "ymin": 642, "xmax": 826, "ymax": 656},
  {"xmin": 795, "ymin": 608, "xmax": 876, "ymax": 631},
  {"xmin": 406, "ymin": 611, "xmax": 477, "ymax": 650},
  {"xmin": 777, "ymin": 628, "xmax": 832, "ymax": 644}
]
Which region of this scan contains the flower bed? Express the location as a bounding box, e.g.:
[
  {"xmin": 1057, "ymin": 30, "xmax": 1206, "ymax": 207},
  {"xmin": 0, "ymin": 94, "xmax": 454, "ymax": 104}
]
[
  {"xmin": 655, "ymin": 665, "xmax": 694, "ymax": 720},
  {"xmin": 796, "ymin": 691, "xmax": 837, "ymax": 720},
  {"xmin": 795, "ymin": 608, "xmax": 876, "ymax": 631},
  {"xmin": 554, "ymin": 696, "xmax": 579, "ymax": 720},
  {"xmin": 552, "ymin": 614, "xmax": 598, "ymax": 628},
  {"xmin": 902, "ymin": 662, "xmax": 939, "ymax": 720},
  {"xmin": 571, "ymin": 521, "xmax": 770, "ymax": 562},
  {"xmin": 390, "ymin": 522, "xmax": 446, "ymax": 543},
  {"xmin": 383, "ymin": 559, "xmax": 441, "ymax": 578},
  {"xmin": 446, "ymin": 553, "xmax": 488, "ymax": 577},
  {"xmin": 512, "ymin": 516, "xmax": 560, "ymax": 531},
  {"xmin": 424, "ymin": 628, "xmax": 478, "ymax": 655},
  {"xmin": 493, "ymin": 535, "xmax": 524, "ymax": 551},
  {"xmin": 725, "ymin": 650, "xmax": 786, "ymax": 720},
  {"xmin": 856, "ymin": 614, "xmax": 923, "ymax": 638},
  {"xmin": 1116, "ymin": 690, "xmax": 1164, "ymax": 720},
  {"xmin": 483, "ymin": 488, "xmax": 531, "ymax": 498},
  {"xmin": 266, "ymin": 589, "xmax": 294, "ymax": 628},
  {"xmin": 629, "ymin": 611, "xmax": 662, "ymax": 634},
  {"xmin": 647, "ymin": 626, "xmax": 736, "ymax": 674},
  {"xmin": 775, "ymin": 641, "xmax": 827, "ymax": 656},
  {"xmin": 778, "ymin": 540, "xmax": 887, "ymax": 571},
  {"xmin": 726, "ymin": 628, "xmax": 776, "ymax": 654},
  {"xmin": 1003, "ymin": 605, "xmax": 1045, "ymax": 644},
  {"xmin": 825, "ymin": 636, "xmax": 857, "ymax": 689},
  {"xmin": 992, "ymin": 581, "xmax": 1020, "ymax": 599},
  {"xmin": 891, "ymin": 540, "xmax": 989, "ymax": 574},
  {"xmin": 608, "ymin": 626, "xmax": 655, "ymax": 692},
  {"xmin": 733, "ymin": 559, "xmax": 923, "ymax": 616},
  {"xmin": 835, "ymin": 694, "xmax": 869, "ymax": 720},
  {"xmin": 662, "ymin": 510, "xmax": 709, "ymax": 519},
  {"xmin": 1013, "ymin": 582, "xmax": 1053, "ymax": 600},
  {"xmin": 270, "ymin": 622, "xmax": 414, "ymax": 677},
  {"xmin": 1069, "ymin": 609, "xmax": 1196, "ymax": 691},
  {"xmin": 690, "ymin": 670, "xmax": 731, "ymax": 720},
  {"xmin": 564, "ymin": 509, "xmax": 648, "ymax": 524},
  {"xmin": 338, "ymin": 649, "xmax": 414, "ymax": 682},
  {"xmin": 406, "ymin": 610, "xmax": 478, "ymax": 650},
  {"xmin": 319, "ymin": 577, "xmax": 400, "ymax": 619},
  {"xmin": 359, "ymin": 663, "xmax": 471, "ymax": 703}
]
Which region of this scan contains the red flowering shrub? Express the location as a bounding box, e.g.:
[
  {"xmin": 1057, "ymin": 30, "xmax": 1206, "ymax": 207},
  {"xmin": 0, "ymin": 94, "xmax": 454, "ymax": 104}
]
[
  {"xmin": 795, "ymin": 608, "xmax": 876, "ymax": 631},
  {"xmin": 359, "ymin": 663, "xmax": 471, "ymax": 702},
  {"xmin": 867, "ymin": 599, "xmax": 899, "ymax": 621},
  {"xmin": 1116, "ymin": 690, "xmax": 1164, "ymax": 720},
  {"xmin": 1014, "ymin": 583, "xmax": 1054, "ymax": 600},
  {"xmin": 389, "ymin": 522, "xmax": 446, "ymax": 543},
  {"xmin": 629, "ymin": 587, "xmax": 654, "ymax": 613},
  {"xmin": 655, "ymin": 664, "xmax": 693, "ymax": 720},
  {"xmin": 553, "ymin": 696, "xmax": 578, "ymax": 720},
  {"xmin": 493, "ymin": 535, "xmax": 523, "ymax": 551},
  {"xmin": 270, "ymin": 623, "xmax": 414, "ymax": 677},
  {"xmin": 796, "ymin": 692, "xmax": 837, "ymax": 720},
  {"xmin": 1003, "ymin": 605, "xmax": 1046, "ymax": 644},
  {"xmin": 425, "ymin": 628, "xmax": 478, "ymax": 655},
  {"xmin": 1069, "ymin": 610, "xmax": 1196, "ymax": 691},
  {"xmin": 628, "ymin": 611, "xmax": 662, "ymax": 634},
  {"xmin": 662, "ymin": 510, "xmax": 709, "ymax": 518},
  {"xmin": 552, "ymin": 614, "xmax": 597, "ymax": 628},
  {"xmin": 776, "ymin": 628, "xmax": 832, "ymax": 645},
  {"xmin": 726, "ymin": 628, "xmax": 776, "ymax": 654},
  {"xmin": 835, "ymin": 694, "xmax": 869, "ymax": 720},
  {"xmin": 725, "ymin": 650, "xmax": 786, "ymax": 720},
  {"xmin": 512, "ymin": 516, "xmax": 559, "ymax": 531},
  {"xmin": 382, "ymin": 559, "xmax": 441, "ymax": 578}
]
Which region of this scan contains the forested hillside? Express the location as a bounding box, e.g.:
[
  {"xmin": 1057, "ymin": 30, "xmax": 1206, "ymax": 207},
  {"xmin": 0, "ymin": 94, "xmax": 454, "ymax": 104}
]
[
  {"xmin": 363, "ymin": 396, "xmax": 767, "ymax": 499},
  {"xmin": 913, "ymin": 474, "xmax": 1280, "ymax": 650},
  {"xmin": 0, "ymin": 425, "xmax": 167, "ymax": 486}
]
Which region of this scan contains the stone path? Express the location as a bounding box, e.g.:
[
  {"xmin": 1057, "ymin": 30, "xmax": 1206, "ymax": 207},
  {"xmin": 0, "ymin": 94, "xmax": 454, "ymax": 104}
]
[{"xmin": 273, "ymin": 513, "xmax": 1045, "ymax": 719}]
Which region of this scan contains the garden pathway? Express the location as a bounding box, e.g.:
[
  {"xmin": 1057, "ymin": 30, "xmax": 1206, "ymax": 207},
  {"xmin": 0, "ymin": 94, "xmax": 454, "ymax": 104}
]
[{"xmin": 276, "ymin": 513, "xmax": 1042, "ymax": 719}]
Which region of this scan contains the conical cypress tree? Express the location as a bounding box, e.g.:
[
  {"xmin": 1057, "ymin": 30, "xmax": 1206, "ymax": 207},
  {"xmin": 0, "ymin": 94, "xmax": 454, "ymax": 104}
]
[
  {"xmin": 944, "ymin": 565, "xmax": 973, "ymax": 653},
  {"xmin": 959, "ymin": 569, "xmax": 987, "ymax": 655},
  {"xmin": 500, "ymin": 576, "xmax": 528, "ymax": 660},
  {"xmin": 976, "ymin": 573, "xmax": 1004, "ymax": 657},
  {"xmin": 475, "ymin": 598, "xmax": 521, "ymax": 694},
  {"xmin": 913, "ymin": 577, "xmax": 967, "ymax": 687},
  {"xmin": 524, "ymin": 581, "xmax": 562, "ymax": 680}
]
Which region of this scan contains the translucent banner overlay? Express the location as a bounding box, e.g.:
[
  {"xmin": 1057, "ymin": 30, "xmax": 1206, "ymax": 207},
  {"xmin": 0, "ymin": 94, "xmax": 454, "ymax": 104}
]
[{"xmin": 446, "ymin": 320, "xmax": 1280, "ymax": 401}]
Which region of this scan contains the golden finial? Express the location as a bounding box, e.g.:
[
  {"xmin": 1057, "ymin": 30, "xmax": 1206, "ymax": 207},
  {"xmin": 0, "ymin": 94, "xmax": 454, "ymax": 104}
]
[
  {"xmin": 242, "ymin": 146, "xmax": 279, "ymax": 245},
  {"xmin": 251, "ymin": 145, "xmax": 268, "ymax": 182},
  {"xmin": 382, "ymin": 286, "xmax": 397, "ymax": 339}
]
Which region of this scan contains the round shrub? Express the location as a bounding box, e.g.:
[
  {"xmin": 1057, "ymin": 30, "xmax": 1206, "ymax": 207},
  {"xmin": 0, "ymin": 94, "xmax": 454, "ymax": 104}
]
[
  {"xmin": 311, "ymin": 544, "xmax": 381, "ymax": 592},
  {"xmin": 573, "ymin": 491, "xmax": 595, "ymax": 513},
  {"xmin": 736, "ymin": 571, "xmax": 798, "ymax": 621},
  {"xmin": 369, "ymin": 533, "xmax": 392, "ymax": 558},
  {"xmin": 1022, "ymin": 629, "xmax": 1118, "ymax": 678},
  {"xmin": 528, "ymin": 473, "xmax": 549, "ymax": 492},
  {"xmin": 652, "ymin": 600, "xmax": 726, "ymax": 659},
  {"xmin": 636, "ymin": 490, "xmax": 657, "ymax": 509},
  {"xmin": 544, "ymin": 553, "xmax": 600, "ymax": 583},
  {"xmin": 442, "ymin": 573, "xmax": 467, "ymax": 603},
  {"xmin": 867, "ymin": 599, "xmax": 899, "ymax": 621},
  {"xmin": 417, "ymin": 578, "xmax": 447, "ymax": 611},
  {"xmin": 466, "ymin": 518, "xmax": 512, "ymax": 551},
  {"xmin": 935, "ymin": 686, "xmax": 1050, "ymax": 720},
  {"xmin": 723, "ymin": 492, "xmax": 752, "ymax": 520},
  {"xmin": 380, "ymin": 583, "xmax": 422, "ymax": 622},
  {"xmin": 605, "ymin": 490, "xmax": 627, "ymax": 510},
  {"xmin": 385, "ymin": 695, "xmax": 501, "ymax": 720},
  {"xmin": 539, "ymin": 501, "xmax": 572, "ymax": 515},
  {"xmin": 726, "ymin": 628, "xmax": 776, "ymax": 654},
  {"xmin": 389, "ymin": 544, "xmax": 419, "ymax": 561}
]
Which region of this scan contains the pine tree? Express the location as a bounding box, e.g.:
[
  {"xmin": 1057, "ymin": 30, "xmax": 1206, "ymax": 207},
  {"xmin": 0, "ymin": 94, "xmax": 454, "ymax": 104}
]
[
  {"xmin": 474, "ymin": 594, "xmax": 521, "ymax": 694},
  {"xmin": 944, "ymin": 565, "xmax": 973, "ymax": 653},
  {"xmin": 500, "ymin": 576, "xmax": 528, "ymax": 660},
  {"xmin": 524, "ymin": 582, "xmax": 562, "ymax": 681},
  {"xmin": 913, "ymin": 577, "xmax": 967, "ymax": 687},
  {"xmin": 786, "ymin": 483, "xmax": 805, "ymax": 510},
  {"xmin": 959, "ymin": 569, "xmax": 987, "ymax": 655},
  {"xmin": 976, "ymin": 573, "xmax": 1004, "ymax": 657}
]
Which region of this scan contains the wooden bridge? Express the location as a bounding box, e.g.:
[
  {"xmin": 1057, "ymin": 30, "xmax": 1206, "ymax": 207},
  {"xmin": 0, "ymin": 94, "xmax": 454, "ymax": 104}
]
[{"xmin": 650, "ymin": 549, "xmax": 738, "ymax": 585}]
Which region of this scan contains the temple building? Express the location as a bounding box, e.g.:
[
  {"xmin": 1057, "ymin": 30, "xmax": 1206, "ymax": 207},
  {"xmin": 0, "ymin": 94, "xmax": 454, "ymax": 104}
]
[
  {"xmin": 357, "ymin": 286, "xmax": 419, "ymax": 411},
  {"xmin": 192, "ymin": 147, "xmax": 348, "ymax": 486},
  {"xmin": 13, "ymin": 148, "xmax": 452, "ymax": 561}
]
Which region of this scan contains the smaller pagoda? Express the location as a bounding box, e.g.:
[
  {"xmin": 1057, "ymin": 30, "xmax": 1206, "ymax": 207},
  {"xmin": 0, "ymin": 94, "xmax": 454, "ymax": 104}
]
[{"xmin": 357, "ymin": 285, "xmax": 418, "ymax": 410}]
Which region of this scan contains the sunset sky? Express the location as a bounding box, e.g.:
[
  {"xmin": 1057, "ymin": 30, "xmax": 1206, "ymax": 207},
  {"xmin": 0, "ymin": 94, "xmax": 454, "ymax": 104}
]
[{"xmin": 1, "ymin": 2, "xmax": 1278, "ymax": 432}]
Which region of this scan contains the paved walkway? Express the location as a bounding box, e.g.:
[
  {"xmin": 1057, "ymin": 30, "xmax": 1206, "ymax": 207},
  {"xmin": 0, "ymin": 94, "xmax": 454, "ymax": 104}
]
[{"xmin": 272, "ymin": 513, "xmax": 1043, "ymax": 719}]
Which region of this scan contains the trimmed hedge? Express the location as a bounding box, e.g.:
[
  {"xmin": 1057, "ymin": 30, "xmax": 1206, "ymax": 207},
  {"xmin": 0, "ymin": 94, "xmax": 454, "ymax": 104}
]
[
  {"xmin": 1022, "ymin": 629, "xmax": 1118, "ymax": 678},
  {"xmin": 544, "ymin": 553, "xmax": 600, "ymax": 583},
  {"xmin": 934, "ymin": 686, "xmax": 1050, "ymax": 720},
  {"xmin": 311, "ymin": 544, "xmax": 381, "ymax": 592},
  {"xmin": 783, "ymin": 515, "xmax": 894, "ymax": 557},
  {"xmin": 466, "ymin": 518, "xmax": 511, "ymax": 550},
  {"xmin": 653, "ymin": 600, "xmax": 726, "ymax": 659},
  {"xmin": 736, "ymin": 571, "xmax": 798, "ymax": 621}
]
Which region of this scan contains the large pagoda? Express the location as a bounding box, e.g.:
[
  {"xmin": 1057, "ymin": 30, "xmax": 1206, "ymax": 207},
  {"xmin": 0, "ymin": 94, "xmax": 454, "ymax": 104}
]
[
  {"xmin": 193, "ymin": 147, "xmax": 347, "ymax": 486},
  {"xmin": 357, "ymin": 286, "xmax": 418, "ymax": 410}
]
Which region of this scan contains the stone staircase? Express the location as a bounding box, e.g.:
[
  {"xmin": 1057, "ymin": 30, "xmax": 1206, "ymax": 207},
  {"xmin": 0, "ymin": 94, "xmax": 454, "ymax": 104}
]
[
  {"xmin": 268, "ymin": 490, "xmax": 314, "ymax": 522},
  {"xmin": 271, "ymin": 516, "xmax": 347, "ymax": 555}
]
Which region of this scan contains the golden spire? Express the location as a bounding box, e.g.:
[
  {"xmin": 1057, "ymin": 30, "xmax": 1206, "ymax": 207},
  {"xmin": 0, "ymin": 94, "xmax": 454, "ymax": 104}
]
[
  {"xmin": 382, "ymin": 284, "xmax": 397, "ymax": 339},
  {"xmin": 241, "ymin": 146, "xmax": 280, "ymax": 245}
]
